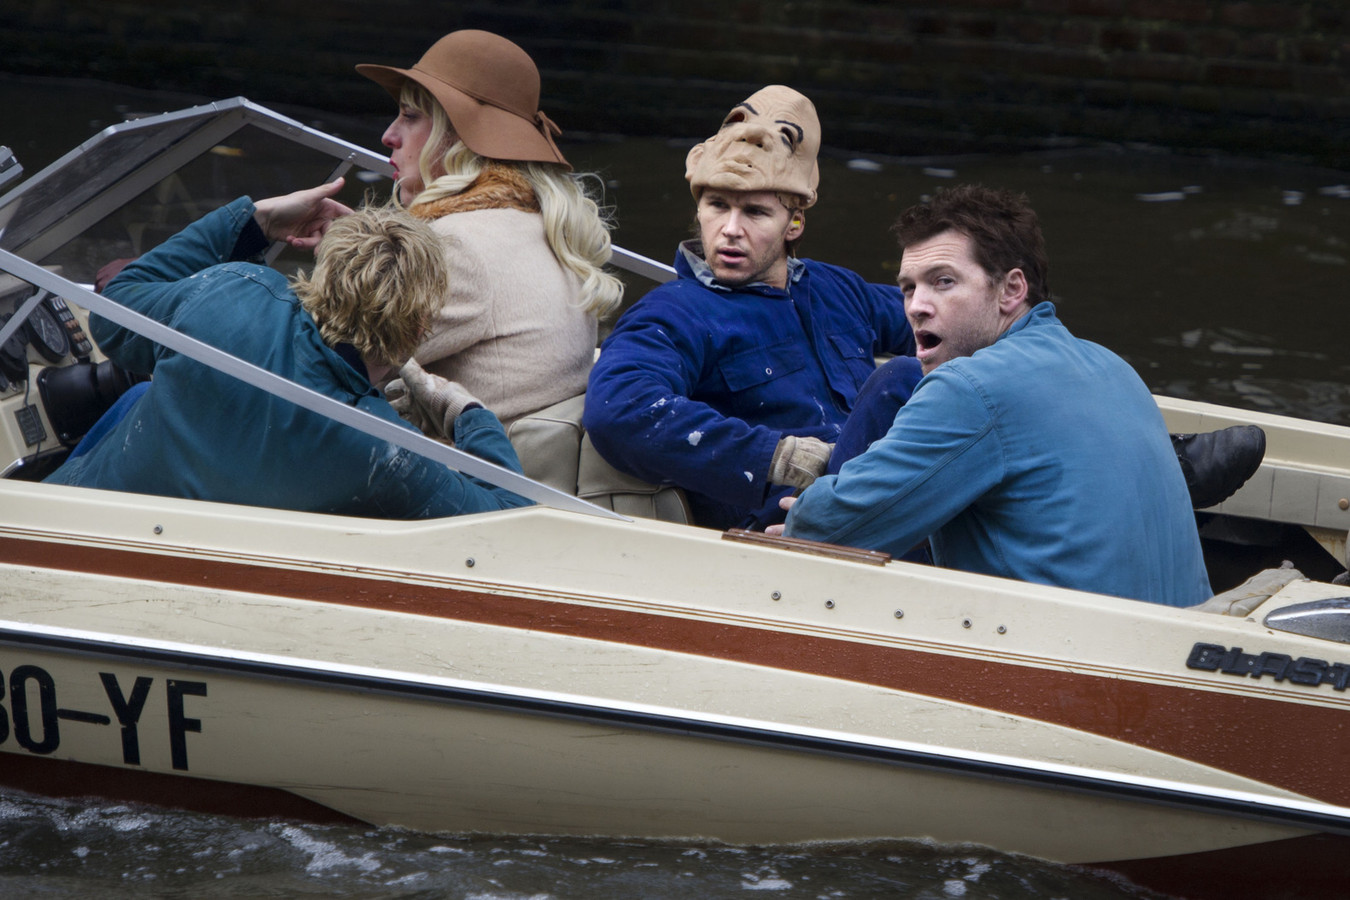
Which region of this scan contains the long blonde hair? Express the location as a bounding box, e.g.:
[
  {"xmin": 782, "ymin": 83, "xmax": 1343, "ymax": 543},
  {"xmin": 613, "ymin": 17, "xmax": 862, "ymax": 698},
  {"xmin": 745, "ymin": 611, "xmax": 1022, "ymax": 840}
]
[{"xmin": 398, "ymin": 83, "xmax": 623, "ymax": 319}]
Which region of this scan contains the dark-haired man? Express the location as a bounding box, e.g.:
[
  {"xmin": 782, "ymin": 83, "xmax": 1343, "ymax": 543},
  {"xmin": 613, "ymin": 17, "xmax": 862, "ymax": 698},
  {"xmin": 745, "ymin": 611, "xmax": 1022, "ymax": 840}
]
[{"xmin": 776, "ymin": 185, "xmax": 1217, "ymax": 606}]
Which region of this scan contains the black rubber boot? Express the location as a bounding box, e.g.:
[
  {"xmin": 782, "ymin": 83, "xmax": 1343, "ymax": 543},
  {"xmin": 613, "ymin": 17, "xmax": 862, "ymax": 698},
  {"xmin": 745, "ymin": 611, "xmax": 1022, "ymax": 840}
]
[{"xmin": 1171, "ymin": 425, "xmax": 1267, "ymax": 509}]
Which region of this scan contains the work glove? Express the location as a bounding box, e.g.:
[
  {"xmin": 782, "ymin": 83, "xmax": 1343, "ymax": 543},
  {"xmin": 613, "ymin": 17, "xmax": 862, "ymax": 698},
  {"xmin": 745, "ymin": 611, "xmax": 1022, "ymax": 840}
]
[
  {"xmin": 768, "ymin": 435, "xmax": 833, "ymax": 490},
  {"xmin": 385, "ymin": 359, "xmax": 481, "ymax": 440}
]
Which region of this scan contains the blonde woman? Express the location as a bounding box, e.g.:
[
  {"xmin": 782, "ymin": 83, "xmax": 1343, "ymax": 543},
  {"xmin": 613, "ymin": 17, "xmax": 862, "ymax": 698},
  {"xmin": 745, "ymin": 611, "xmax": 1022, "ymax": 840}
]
[{"xmin": 357, "ymin": 30, "xmax": 622, "ymax": 430}]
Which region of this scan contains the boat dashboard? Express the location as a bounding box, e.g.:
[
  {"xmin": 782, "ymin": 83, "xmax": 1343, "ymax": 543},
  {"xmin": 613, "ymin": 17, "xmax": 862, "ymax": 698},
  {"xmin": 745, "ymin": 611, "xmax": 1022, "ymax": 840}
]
[{"xmin": 0, "ymin": 275, "xmax": 136, "ymax": 479}]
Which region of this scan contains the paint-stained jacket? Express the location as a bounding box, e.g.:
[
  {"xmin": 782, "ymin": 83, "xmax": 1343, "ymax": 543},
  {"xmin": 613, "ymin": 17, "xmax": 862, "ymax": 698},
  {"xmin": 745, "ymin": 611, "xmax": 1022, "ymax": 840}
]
[
  {"xmin": 583, "ymin": 242, "xmax": 914, "ymax": 530},
  {"xmin": 46, "ymin": 197, "xmax": 531, "ymax": 520},
  {"xmin": 785, "ymin": 302, "xmax": 1211, "ymax": 606}
]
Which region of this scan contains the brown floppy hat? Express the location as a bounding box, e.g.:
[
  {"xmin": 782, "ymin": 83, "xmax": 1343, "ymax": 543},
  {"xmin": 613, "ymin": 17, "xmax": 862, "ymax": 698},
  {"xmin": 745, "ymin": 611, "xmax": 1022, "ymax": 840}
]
[{"xmin": 356, "ymin": 30, "xmax": 570, "ymax": 170}]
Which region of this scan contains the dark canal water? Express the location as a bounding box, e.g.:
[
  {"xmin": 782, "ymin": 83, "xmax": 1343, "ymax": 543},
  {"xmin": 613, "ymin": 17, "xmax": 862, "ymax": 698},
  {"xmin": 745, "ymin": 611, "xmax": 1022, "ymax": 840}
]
[
  {"xmin": 0, "ymin": 788, "xmax": 1168, "ymax": 900},
  {"xmin": 2, "ymin": 73, "xmax": 1347, "ymax": 898}
]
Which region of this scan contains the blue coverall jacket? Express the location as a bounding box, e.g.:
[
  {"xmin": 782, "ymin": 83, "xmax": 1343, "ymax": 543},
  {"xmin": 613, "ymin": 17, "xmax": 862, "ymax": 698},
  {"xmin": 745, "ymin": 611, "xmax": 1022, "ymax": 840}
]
[
  {"xmin": 47, "ymin": 198, "xmax": 531, "ymax": 520},
  {"xmin": 584, "ymin": 242, "xmax": 914, "ymax": 530},
  {"xmin": 785, "ymin": 303, "xmax": 1212, "ymax": 606}
]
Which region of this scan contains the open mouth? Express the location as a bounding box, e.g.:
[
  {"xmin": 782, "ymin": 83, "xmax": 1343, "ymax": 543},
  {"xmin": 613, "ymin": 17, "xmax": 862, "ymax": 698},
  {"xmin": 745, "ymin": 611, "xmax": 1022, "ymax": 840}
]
[{"xmin": 916, "ymin": 331, "xmax": 942, "ymax": 353}]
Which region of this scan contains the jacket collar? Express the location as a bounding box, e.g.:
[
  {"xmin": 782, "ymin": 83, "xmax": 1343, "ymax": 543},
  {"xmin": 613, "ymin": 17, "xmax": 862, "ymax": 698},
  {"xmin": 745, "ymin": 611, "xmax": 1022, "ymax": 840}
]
[
  {"xmin": 407, "ymin": 161, "xmax": 540, "ymax": 219},
  {"xmin": 996, "ymin": 300, "xmax": 1058, "ymax": 344},
  {"xmin": 676, "ymin": 240, "xmax": 805, "ymax": 293}
]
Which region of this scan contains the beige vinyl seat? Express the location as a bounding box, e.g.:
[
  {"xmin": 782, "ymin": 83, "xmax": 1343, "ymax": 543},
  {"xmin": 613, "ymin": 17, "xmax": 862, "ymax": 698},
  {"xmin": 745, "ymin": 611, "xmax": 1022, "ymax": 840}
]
[{"xmin": 506, "ymin": 394, "xmax": 692, "ymax": 524}]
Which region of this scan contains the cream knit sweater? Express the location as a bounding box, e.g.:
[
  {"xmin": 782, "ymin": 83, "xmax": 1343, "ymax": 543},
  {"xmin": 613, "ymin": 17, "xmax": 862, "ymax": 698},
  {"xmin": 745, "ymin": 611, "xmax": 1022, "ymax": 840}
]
[{"xmin": 411, "ymin": 206, "xmax": 597, "ymax": 428}]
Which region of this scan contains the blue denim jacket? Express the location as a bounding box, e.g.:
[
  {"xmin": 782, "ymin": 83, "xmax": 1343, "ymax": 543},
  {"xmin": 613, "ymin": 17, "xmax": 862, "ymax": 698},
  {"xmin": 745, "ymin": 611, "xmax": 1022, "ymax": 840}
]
[
  {"xmin": 584, "ymin": 242, "xmax": 913, "ymax": 530},
  {"xmin": 786, "ymin": 303, "xmax": 1211, "ymax": 606},
  {"xmin": 47, "ymin": 197, "xmax": 531, "ymax": 520}
]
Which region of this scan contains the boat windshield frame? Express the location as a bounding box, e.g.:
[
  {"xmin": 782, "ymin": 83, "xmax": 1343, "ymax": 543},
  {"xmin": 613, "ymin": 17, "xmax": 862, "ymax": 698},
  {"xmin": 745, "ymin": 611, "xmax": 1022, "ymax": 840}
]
[{"xmin": 0, "ymin": 97, "xmax": 641, "ymax": 519}]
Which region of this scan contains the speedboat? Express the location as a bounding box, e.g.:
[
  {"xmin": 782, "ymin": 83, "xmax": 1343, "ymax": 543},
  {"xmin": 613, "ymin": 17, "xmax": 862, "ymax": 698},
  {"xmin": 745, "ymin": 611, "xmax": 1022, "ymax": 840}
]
[{"xmin": 0, "ymin": 100, "xmax": 1348, "ymax": 900}]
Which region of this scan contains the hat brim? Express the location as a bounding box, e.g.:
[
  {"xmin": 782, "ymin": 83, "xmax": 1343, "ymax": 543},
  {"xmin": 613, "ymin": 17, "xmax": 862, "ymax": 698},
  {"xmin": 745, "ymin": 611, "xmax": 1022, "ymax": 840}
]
[{"xmin": 356, "ymin": 63, "xmax": 570, "ymax": 170}]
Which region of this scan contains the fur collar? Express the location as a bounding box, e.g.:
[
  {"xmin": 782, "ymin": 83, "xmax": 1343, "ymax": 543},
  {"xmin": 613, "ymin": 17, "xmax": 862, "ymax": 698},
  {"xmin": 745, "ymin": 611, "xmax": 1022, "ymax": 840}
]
[{"xmin": 408, "ymin": 162, "xmax": 540, "ymax": 219}]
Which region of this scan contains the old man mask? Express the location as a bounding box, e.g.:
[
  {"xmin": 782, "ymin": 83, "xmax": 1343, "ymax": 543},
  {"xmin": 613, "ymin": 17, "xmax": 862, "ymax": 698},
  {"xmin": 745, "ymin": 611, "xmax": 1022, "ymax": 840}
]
[{"xmin": 685, "ymin": 85, "xmax": 820, "ymax": 210}]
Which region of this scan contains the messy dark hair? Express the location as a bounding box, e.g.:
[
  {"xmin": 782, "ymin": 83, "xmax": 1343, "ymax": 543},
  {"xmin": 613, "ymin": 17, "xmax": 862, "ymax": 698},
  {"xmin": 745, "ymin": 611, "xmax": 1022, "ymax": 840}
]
[{"xmin": 892, "ymin": 184, "xmax": 1050, "ymax": 304}]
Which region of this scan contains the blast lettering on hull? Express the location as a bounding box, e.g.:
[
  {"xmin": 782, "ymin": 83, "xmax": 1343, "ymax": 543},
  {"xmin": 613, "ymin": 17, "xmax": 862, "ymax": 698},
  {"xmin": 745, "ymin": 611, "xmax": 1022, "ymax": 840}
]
[{"xmin": 1187, "ymin": 642, "xmax": 1350, "ymax": 691}]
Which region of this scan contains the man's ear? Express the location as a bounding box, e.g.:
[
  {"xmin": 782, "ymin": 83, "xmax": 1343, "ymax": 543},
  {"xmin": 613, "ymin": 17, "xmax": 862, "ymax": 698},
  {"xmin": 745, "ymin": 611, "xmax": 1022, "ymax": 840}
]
[
  {"xmin": 1000, "ymin": 267, "xmax": 1028, "ymax": 312},
  {"xmin": 786, "ymin": 211, "xmax": 806, "ymax": 242}
]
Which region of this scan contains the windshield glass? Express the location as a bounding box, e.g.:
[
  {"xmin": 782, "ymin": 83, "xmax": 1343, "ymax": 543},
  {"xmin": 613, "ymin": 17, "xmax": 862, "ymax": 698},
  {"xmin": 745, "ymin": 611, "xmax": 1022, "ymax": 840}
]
[{"xmin": 0, "ymin": 98, "xmax": 388, "ymax": 281}]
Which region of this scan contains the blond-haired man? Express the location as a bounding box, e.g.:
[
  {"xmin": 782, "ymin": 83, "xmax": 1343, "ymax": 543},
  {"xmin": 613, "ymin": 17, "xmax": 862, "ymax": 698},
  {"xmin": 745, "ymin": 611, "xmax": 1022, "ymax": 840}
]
[{"xmin": 47, "ymin": 180, "xmax": 530, "ymax": 519}]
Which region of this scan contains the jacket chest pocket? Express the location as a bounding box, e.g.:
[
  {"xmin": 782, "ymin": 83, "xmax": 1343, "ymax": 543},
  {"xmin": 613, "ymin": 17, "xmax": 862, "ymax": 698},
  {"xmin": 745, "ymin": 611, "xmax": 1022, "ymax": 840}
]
[
  {"xmin": 827, "ymin": 328, "xmax": 879, "ymax": 392},
  {"xmin": 718, "ymin": 342, "xmax": 808, "ymax": 392}
]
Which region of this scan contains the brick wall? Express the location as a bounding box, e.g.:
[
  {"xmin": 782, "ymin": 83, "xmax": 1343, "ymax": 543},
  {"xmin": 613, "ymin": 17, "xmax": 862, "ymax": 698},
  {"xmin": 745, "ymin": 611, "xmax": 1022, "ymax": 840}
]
[{"xmin": 2, "ymin": 0, "xmax": 1346, "ymax": 166}]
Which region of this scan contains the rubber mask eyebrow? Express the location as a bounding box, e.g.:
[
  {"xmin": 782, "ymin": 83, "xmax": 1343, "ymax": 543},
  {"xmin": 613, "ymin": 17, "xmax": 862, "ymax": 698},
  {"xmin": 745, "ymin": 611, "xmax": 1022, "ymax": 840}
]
[{"xmin": 776, "ymin": 120, "xmax": 803, "ymax": 149}]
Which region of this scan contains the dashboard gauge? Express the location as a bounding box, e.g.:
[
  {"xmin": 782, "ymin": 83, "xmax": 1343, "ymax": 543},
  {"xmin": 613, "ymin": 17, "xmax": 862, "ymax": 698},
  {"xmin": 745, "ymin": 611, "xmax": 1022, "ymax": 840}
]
[
  {"xmin": 46, "ymin": 294, "xmax": 94, "ymax": 358},
  {"xmin": 23, "ymin": 297, "xmax": 70, "ymax": 363}
]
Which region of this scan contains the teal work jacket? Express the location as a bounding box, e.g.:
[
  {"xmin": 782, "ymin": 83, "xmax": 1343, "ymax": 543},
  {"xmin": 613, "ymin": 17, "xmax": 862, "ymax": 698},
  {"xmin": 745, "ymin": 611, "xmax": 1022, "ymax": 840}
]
[
  {"xmin": 786, "ymin": 303, "xmax": 1211, "ymax": 606},
  {"xmin": 47, "ymin": 197, "xmax": 530, "ymax": 520}
]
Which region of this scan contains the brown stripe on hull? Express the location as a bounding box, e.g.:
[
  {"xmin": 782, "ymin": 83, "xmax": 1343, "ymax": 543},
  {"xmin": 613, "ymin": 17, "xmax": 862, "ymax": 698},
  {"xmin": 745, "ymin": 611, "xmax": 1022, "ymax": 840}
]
[
  {"xmin": 0, "ymin": 752, "xmax": 363, "ymax": 825},
  {"xmin": 7, "ymin": 536, "xmax": 1350, "ymax": 807},
  {"xmin": 1090, "ymin": 832, "xmax": 1350, "ymax": 900}
]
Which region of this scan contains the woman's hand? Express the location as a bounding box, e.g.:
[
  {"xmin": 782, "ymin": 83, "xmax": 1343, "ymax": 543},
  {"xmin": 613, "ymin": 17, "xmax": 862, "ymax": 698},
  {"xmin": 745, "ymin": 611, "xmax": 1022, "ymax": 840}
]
[{"xmin": 252, "ymin": 178, "xmax": 354, "ymax": 251}]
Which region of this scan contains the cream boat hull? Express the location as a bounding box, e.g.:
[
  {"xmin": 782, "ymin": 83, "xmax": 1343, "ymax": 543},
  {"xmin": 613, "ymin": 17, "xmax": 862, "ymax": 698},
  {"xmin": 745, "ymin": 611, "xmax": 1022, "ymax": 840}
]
[{"xmin": 3, "ymin": 476, "xmax": 1350, "ymax": 899}]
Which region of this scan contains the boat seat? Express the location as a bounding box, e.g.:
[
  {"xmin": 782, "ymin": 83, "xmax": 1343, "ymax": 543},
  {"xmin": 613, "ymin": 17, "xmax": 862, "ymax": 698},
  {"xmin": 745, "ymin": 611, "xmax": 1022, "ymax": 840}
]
[
  {"xmin": 507, "ymin": 393, "xmax": 691, "ymax": 524},
  {"xmin": 506, "ymin": 394, "xmax": 586, "ymax": 496}
]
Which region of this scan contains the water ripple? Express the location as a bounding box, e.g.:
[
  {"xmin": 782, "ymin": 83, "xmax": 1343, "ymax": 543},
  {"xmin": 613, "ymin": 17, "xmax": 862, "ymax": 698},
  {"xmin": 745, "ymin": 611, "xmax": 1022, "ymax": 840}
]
[{"xmin": 0, "ymin": 789, "xmax": 1167, "ymax": 899}]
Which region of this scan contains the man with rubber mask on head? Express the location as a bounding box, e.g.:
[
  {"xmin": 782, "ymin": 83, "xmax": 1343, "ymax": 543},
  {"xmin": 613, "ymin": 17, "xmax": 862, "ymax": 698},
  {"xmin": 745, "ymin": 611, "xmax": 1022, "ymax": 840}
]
[
  {"xmin": 583, "ymin": 85, "xmax": 920, "ymax": 532},
  {"xmin": 584, "ymin": 86, "xmax": 1264, "ymax": 536},
  {"xmin": 686, "ymin": 85, "xmax": 820, "ymax": 219}
]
